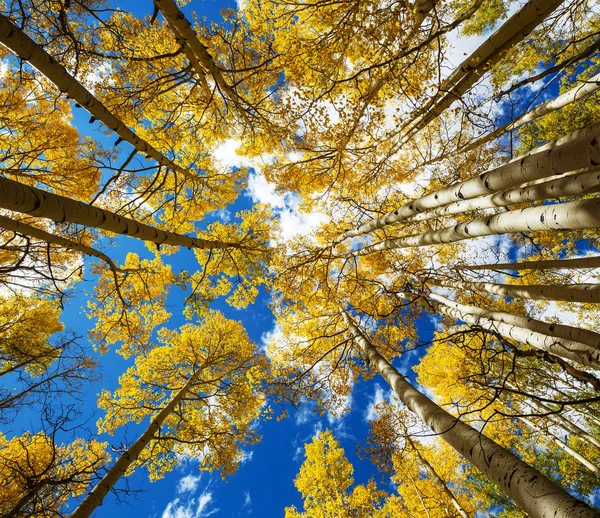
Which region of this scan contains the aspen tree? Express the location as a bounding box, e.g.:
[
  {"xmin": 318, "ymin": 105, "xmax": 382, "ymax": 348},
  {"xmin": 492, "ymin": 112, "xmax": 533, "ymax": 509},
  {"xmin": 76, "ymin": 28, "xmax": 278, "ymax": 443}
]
[
  {"xmin": 341, "ymin": 309, "xmax": 598, "ymax": 517},
  {"xmin": 73, "ymin": 312, "xmax": 266, "ymax": 517}
]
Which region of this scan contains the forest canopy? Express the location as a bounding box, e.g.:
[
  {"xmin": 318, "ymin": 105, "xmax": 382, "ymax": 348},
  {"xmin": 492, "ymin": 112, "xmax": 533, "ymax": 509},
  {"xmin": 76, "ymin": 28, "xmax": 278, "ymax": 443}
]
[{"xmin": 1, "ymin": 0, "xmax": 600, "ymax": 516}]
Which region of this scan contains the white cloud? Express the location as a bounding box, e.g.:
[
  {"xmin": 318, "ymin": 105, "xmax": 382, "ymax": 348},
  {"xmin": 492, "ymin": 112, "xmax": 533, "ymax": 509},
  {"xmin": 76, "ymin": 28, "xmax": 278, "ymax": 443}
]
[
  {"xmin": 247, "ymin": 171, "xmax": 327, "ymax": 243},
  {"xmin": 242, "ymin": 491, "xmax": 252, "ymax": 513},
  {"xmin": 365, "ymin": 384, "xmax": 386, "ymax": 421},
  {"xmin": 177, "ymin": 474, "xmax": 202, "ymax": 494},
  {"xmin": 260, "ymin": 323, "xmax": 283, "ymax": 351},
  {"xmin": 162, "ymin": 474, "xmax": 219, "ymax": 518},
  {"xmin": 161, "ymin": 491, "xmax": 218, "ymax": 518}
]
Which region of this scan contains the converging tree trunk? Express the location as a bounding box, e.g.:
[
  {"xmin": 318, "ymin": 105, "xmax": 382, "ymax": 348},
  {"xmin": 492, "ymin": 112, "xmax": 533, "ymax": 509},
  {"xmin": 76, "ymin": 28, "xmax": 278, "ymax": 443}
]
[
  {"xmin": 334, "ymin": 123, "xmax": 600, "ymax": 244},
  {"xmin": 459, "ymin": 255, "xmax": 600, "ymax": 271},
  {"xmin": 70, "ymin": 368, "xmax": 202, "ymax": 518},
  {"xmin": 426, "ymin": 278, "xmax": 600, "ymax": 304},
  {"xmin": 0, "ymin": 13, "xmax": 195, "ymax": 180},
  {"xmin": 0, "ymin": 176, "xmax": 238, "ymax": 250},
  {"xmin": 396, "ymin": 291, "xmax": 600, "ymax": 368},
  {"xmin": 346, "ymin": 198, "xmax": 600, "ymax": 257},
  {"xmin": 340, "ymin": 309, "xmax": 598, "ymax": 518}
]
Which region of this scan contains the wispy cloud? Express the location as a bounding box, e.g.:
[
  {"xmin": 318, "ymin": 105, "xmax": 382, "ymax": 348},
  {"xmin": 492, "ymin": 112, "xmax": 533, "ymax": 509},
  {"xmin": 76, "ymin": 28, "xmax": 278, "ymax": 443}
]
[{"xmin": 162, "ymin": 474, "xmax": 219, "ymax": 518}]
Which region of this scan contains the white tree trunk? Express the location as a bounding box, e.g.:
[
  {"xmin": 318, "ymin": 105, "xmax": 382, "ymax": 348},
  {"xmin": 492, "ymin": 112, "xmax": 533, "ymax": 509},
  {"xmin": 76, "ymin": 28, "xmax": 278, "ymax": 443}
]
[
  {"xmin": 460, "ymin": 255, "xmax": 600, "ymax": 272},
  {"xmin": 0, "ymin": 13, "xmax": 195, "ymax": 181},
  {"xmin": 0, "ymin": 176, "xmax": 235, "ymax": 250},
  {"xmin": 70, "ymin": 369, "xmax": 202, "ymax": 518},
  {"xmin": 334, "ymin": 123, "xmax": 600, "ymax": 244},
  {"xmin": 520, "ymin": 417, "xmax": 600, "ymax": 475},
  {"xmin": 407, "ymin": 167, "xmax": 600, "ymax": 223},
  {"xmin": 397, "ymin": 292, "xmax": 600, "ymax": 368},
  {"xmin": 408, "ymin": 437, "xmax": 470, "ymax": 518},
  {"xmin": 449, "ymin": 74, "xmax": 600, "ymax": 158},
  {"xmin": 340, "ymin": 309, "xmax": 598, "ymax": 517},
  {"xmin": 346, "ymin": 198, "xmax": 600, "ymax": 256},
  {"xmin": 154, "ymin": 0, "xmax": 246, "ymax": 112},
  {"xmin": 427, "ymin": 278, "xmax": 600, "ymax": 304},
  {"xmin": 427, "ymin": 292, "xmax": 600, "ymax": 353},
  {"xmin": 397, "ymin": 0, "xmax": 566, "ymax": 142}
]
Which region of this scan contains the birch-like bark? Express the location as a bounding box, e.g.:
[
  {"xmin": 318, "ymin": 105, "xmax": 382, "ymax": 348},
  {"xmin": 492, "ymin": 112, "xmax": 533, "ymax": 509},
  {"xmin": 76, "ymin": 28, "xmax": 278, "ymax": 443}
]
[
  {"xmin": 520, "ymin": 417, "xmax": 600, "ymax": 475},
  {"xmin": 426, "ymin": 291, "xmax": 600, "ymax": 353},
  {"xmin": 427, "ymin": 278, "xmax": 600, "ymax": 304},
  {"xmin": 460, "ymin": 255, "xmax": 600, "ymax": 272},
  {"xmin": 449, "ymin": 74, "xmax": 600, "ymax": 157},
  {"xmin": 510, "ymin": 391, "xmax": 600, "ymax": 450},
  {"xmin": 340, "ymin": 309, "xmax": 598, "ymax": 518},
  {"xmin": 70, "ymin": 369, "xmax": 202, "ymax": 518},
  {"xmin": 396, "ymin": 292, "xmax": 600, "ymax": 368},
  {"xmin": 407, "ymin": 167, "xmax": 600, "ymax": 223},
  {"xmin": 154, "ymin": 0, "xmax": 247, "ymax": 113},
  {"xmin": 333, "ymin": 123, "xmax": 600, "ymax": 244},
  {"xmin": 407, "ymin": 437, "xmax": 470, "ymax": 518},
  {"xmin": 0, "ymin": 176, "xmax": 236, "ymax": 250},
  {"xmin": 346, "ymin": 198, "xmax": 600, "ymax": 257},
  {"xmin": 397, "ymin": 0, "xmax": 565, "ymax": 142},
  {"xmin": 0, "ymin": 14, "xmax": 195, "ymax": 181}
]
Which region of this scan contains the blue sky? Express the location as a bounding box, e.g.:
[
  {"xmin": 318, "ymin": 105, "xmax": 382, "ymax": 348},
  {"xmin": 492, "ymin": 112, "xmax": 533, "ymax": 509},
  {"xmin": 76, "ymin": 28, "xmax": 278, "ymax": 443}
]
[
  {"xmin": 42, "ymin": 1, "xmax": 430, "ymax": 516},
  {"xmin": 5, "ymin": 0, "xmax": 587, "ymax": 516}
]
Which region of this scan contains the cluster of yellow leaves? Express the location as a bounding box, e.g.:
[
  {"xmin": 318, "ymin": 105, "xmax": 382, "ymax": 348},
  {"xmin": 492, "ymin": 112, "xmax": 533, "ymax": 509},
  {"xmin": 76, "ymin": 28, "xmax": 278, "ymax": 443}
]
[
  {"xmin": 0, "ymin": 293, "xmax": 63, "ymax": 376},
  {"xmin": 96, "ymin": 311, "xmax": 267, "ymax": 480},
  {"xmin": 87, "ymin": 252, "xmax": 174, "ymax": 357},
  {"xmin": 285, "ymin": 430, "xmax": 386, "ymax": 518},
  {"xmin": 0, "ymin": 431, "xmax": 108, "ymax": 517}
]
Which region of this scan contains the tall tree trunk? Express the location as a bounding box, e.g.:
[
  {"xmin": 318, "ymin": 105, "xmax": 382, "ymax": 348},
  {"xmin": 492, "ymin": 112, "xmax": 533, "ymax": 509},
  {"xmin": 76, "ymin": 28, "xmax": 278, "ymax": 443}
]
[
  {"xmin": 444, "ymin": 74, "xmax": 600, "ymax": 159},
  {"xmin": 398, "ymin": 291, "xmax": 600, "ymax": 368},
  {"xmin": 333, "ymin": 123, "xmax": 600, "ymax": 245},
  {"xmin": 407, "ymin": 437, "xmax": 470, "ymax": 518},
  {"xmin": 426, "ymin": 291, "xmax": 600, "ymax": 356},
  {"xmin": 0, "ymin": 176, "xmax": 237, "ymax": 250},
  {"xmin": 508, "ymin": 388, "xmax": 600, "ymax": 450},
  {"xmin": 407, "ymin": 167, "xmax": 600, "ymax": 223},
  {"xmin": 70, "ymin": 368, "xmax": 202, "ymax": 518},
  {"xmin": 520, "ymin": 417, "xmax": 600, "ymax": 475},
  {"xmin": 340, "ymin": 309, "xmax": 598, "ymax": 517},
  {"xmin": 154, "ymin": 0, "xmax": 246, "ymax": 113},
  {"xmin": 426, "ymin": 278, "xmax": 600, "ymax": 304},
  {"xmin": 346, "ymin": 198, "xmax": 600, "ymax": 257},
  {"xmin": 459, "ymin": 255, "xmax": 600, "ymax": 272},
  {"xmin": 0, "ymin": 13, "xmax": 195, "ymax": 181},
  {"xmin": 395, "ymin": 0, "xmax": 566, "ymax": 143}
]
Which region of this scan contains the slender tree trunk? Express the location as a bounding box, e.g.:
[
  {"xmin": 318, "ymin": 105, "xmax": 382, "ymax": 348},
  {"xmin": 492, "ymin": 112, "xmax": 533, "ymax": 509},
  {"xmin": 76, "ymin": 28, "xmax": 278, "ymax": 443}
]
[
  {"xmin": 408, "ymin": 471, "xmax": 433, "ymax": 518},
  {"xmin": 0, "ymin": 176, "xmax": 237, "ymax": 250},
  {"xmin": 459, "ymin": 255, "xmax": 600, "ymax": 272},
  {"xmin": 520, "ymin": 417, "xmax": 600, "ymax": 475},
  {"xmin": 426, "ymin": 278, "xmax": 600, "ymax": 304},
  {"xmin": 511, "ymin": 391, "xmax": 600, "ymax": 450},
  {"xmin": 396, "ymin": 0, "xmax": 566, "ymax": 143},
  {"xmin": 70, "ymin": 369, "xmax": 202, "ymax": 518},
  {"xmin": 498, "ymin": 38, "xmax": 600, "ymax": 98},
  {"xmin": 340, "ymin": 309, "xmax": 598, "ymax": 517},
  {"xmin": 0, "ymin": 13, "xmax": 195, "ymax": 181},
  {"xmin": 407, "ymin": 167, "xmax": 600, "ymax": 223},
  {"xmin": 334, "ymin": 123, "xmax": 600, "ymax": 244},
  {"xmin": 0, "ymin": 215, "xmax": 119, "ymax": 270},
  {"xmin": 0, "ymin": 215, "xmax": 128, "ymax": 302},
  {"xmin": 426, "ymin": 291, "xmax": 600, "ymax": 356},
  {"xmin": 346, "ymin": 198, "xmax": 600, "ymax": 257},
  {"xmin": 446, "ymin": 74, "xmax": 600, "ymax": 159},
  {"xmin": 399, "ymin": 291, "xmax": 600, "ymax": 368},
  {"xmin": 154, "ymin": 0, "xmax": 246, "ymax": 112},
  {"xmin": 407, "ymin": 437, "xmax": 470, "ymax": 518}
]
